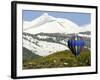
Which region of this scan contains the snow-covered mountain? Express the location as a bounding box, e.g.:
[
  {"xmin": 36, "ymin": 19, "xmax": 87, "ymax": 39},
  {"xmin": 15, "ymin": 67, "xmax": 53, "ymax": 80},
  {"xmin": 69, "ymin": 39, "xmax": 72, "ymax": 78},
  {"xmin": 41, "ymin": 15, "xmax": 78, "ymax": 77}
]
[
  {"xmin": 23, "ymin": 13, "xmax": 84, "ymax": 34},
  {"xmin": 23, "ymin": 13, "xmax": 91, "ymax": 57},
  {"xmin": 79, "ymin": 24, "xmax": 91, "ymax": 32}
]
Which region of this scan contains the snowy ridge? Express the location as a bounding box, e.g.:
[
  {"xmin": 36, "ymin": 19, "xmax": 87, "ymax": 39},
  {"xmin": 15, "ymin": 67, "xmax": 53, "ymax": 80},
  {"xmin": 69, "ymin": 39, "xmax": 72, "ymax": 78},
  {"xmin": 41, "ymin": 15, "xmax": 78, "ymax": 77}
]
[
  {"xmin": 23, "ymin": 13, "xmax": 55, "ymax": 31},
  {"xmin": 23, "ymin": 13, "xmax": 82, "ymax": 34},
  {"xmin": 79, "ymin": 24, "xmax": 91, "ymax": 32}
]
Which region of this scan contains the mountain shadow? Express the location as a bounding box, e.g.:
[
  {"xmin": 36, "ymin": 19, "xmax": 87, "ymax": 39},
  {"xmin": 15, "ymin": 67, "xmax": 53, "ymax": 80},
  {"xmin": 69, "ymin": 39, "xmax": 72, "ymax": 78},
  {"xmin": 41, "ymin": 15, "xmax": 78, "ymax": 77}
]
[{"xmin": 23, "ymin": 47, "xmax": 41, "ymax": 61}]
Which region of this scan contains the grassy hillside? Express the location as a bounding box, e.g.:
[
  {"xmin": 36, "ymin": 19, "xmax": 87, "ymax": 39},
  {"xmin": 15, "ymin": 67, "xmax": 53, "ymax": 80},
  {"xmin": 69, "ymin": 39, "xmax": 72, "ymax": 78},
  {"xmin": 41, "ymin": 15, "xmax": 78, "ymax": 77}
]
[{"xmin": 23, "ymin": 49, "xmax": 91, "ymax": 69}]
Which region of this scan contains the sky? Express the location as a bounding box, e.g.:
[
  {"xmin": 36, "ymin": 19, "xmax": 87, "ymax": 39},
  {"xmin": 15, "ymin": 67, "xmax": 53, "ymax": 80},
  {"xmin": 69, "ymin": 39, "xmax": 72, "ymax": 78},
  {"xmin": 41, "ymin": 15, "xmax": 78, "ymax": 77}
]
[{"xmin": 23, "ymin": 10, "xmax": 91, "ymax": 26}]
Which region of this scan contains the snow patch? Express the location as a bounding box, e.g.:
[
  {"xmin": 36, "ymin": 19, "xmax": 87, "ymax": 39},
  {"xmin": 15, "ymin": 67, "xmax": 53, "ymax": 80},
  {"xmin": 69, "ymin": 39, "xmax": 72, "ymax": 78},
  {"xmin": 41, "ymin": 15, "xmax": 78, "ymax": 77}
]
[{"xmin": 23, "ymin": 38, "xmax": 69, "ymax": 56}]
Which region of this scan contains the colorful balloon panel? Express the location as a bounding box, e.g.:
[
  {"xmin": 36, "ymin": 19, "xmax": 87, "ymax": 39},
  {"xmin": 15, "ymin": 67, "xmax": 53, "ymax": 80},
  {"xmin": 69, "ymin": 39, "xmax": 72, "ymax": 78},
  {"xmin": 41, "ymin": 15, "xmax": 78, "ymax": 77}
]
[{"xmin": 68, "ymin": 35, "xmax": 85, "ymax": 56}]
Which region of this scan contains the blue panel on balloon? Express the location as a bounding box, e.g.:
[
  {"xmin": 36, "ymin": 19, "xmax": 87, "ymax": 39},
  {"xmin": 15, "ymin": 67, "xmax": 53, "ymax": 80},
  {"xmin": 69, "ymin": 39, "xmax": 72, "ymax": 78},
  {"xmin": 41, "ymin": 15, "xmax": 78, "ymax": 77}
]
[{"xmin": 67, "ymin": 35, "xmax": 85, "ymax": 56}]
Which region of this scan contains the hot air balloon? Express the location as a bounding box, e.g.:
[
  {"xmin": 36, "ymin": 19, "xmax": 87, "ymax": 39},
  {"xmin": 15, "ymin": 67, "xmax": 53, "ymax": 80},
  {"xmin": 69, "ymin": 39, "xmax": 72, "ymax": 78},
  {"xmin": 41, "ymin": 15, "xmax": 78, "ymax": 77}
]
[{"xmin": 68, "ymin": 35, "xmax": 85, "ymax": 56}]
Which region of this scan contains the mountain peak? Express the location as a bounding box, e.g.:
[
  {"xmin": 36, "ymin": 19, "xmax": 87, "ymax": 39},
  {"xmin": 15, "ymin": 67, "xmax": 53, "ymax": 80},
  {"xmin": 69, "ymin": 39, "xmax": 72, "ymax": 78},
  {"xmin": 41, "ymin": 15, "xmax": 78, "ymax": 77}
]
[
  {"xmin": 23, "ymin": 13, "xmax": 56, "ymax": 31},
  {"xmin": 42, "ymin": 13, "xmax": 49, "ymax": 17},
  {"xmin": 40, "ymin": 13, "xmax": 55, "ymax": 21}
]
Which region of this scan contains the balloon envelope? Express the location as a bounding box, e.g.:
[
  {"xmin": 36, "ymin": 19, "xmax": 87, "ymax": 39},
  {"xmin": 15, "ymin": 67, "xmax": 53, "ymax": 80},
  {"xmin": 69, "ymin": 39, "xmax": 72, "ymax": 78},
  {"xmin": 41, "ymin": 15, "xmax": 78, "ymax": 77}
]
[{"xmin": 68, "ymin": 35, "xmax": 85, "ymax": 56}]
